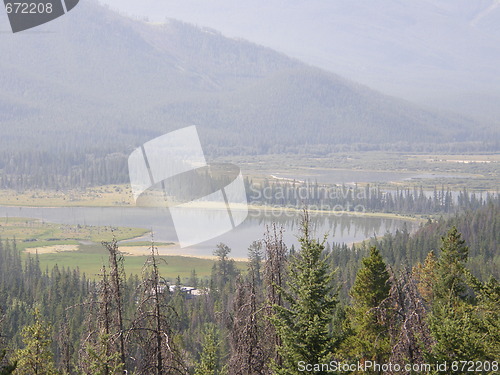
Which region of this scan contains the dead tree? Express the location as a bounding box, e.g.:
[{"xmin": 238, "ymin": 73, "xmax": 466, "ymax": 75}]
[
  {"xmin": 79, "ymin": 265, "xmax": 124, "ymax": 375},
  {"xmin": 263, "ymin": 223, "xmax": 288, "ymax": 371},
  {"xmin": 103, "ymin": 238, "xmax": 127, "ymax": 367},
  {"xmin": 78, "ymin": 238, "xmax": 128, "ymax": 374},
  {"xmin": 229, "ymin": 270, "xmax": 267, "ymax": 375},
  {"xmin": 56, "ymin": 317, "xmax": 74, "ymax": 375},
  {"xmin": 376, "ymin": 266, "xmax": 434, "ymax": 374},
  {"xmin": 128, "ymin": 242, "xmax": 188, "ymax": 375}
]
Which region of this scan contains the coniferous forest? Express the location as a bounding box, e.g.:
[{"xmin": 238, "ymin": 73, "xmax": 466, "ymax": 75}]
[
  {"xmin": 0, "ymin": 197, "xmax": 498, "ymax": 374},
  {"xmin": 1, "ymin": 2, "xmax": 499, "ymax": 374}
]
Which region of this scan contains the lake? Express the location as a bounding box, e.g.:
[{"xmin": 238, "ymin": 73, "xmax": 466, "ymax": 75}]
[{"xmin": 0, "ymin": 205, "xmax": 418, "ymax": 258}]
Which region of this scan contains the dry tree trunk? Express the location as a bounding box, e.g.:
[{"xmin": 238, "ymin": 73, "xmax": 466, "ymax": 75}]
[
  {"xmin": 376, "ymin": 266, "xmax": 434, "ymax": 374},
  {"xmin": 78, "ymin": 265, "xmax": 123, "ymax": 375},
  {"xmin": 103, "ymin": 238, "xmax": 127, "ymax": 367},
  {"xmin": 263, "ymin": 223, "xmax": 288, "ymax": 371},
  {"xmin": 229, "ymin": 271, "xmax": 267, "ymax": 375},
  {"xmin": 78, "ymin": 238, "xmax": 128, "ymax": 374},
  {"xmin": 127, "ymin": 242, "xmax": 188, "ymax": 375}
]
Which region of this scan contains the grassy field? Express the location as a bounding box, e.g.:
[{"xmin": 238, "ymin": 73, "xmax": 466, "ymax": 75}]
[
  {"xmin": 27, "ymin": 243, "xmax": 244, "ymax": 281},
  {"xmin": 0, "ymin": 217, "xmax": 148, "ymax": 250},
  {"xmin": 0, "ymin": 217, "xmax": 242, "ymax": 281},
  {"xmin": 0, "ymin": 217, "xmax": 246, "ymax": 280},
  {"xmin": 0, "ymin": 185, "xmax": 134, "ymax": 207}
]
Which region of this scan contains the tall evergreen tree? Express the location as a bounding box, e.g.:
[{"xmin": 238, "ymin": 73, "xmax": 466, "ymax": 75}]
[
  {"xmin": 427, "ymin": 227, "xmax": 495, "ymax": 371},
  {"xmin": 13, "ymin": 308, "xmax": 58, "ymax": 375},
  {"xmin": 0, "ymin": 310, "xmax": 16, "ymax": 375},
  {"xmin": 341, "ymin": 247, "xmax": 391, "ymax": 373},
  {"xmin": 194, "ymin": 324, "xmax": 222, "ymax": 375},
  {"xmin": 247, "ymin": 241, "xmax": 263, "ymax": 286},
  {"xmin": 465, "ymin": 273, "xmax": 500, "ymax": 360},
  {"xmin": 433, "ymin": 226, "xmax": 469, "ymax": 301},
  {"xmin": 270, "ymin": 212, "xmax": 337, "ymax": 375},
  {"xmin": 413, "ymin": 250, "xmax": 438, "ymax": 304}
]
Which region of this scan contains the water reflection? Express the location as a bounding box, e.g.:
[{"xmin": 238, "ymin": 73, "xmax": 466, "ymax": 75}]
[{"xmin": 0, "ymin": 205, "xmax": 418, "ymax": 258}]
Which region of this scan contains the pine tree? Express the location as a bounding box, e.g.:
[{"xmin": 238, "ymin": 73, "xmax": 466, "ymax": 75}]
[
  {"xmin": 465, "ymin": 274, "xmax": 500, "ymax": 360},
  {"xmin": 194, "ymin": 324, "xmax": 222, "ymax": 375},
  {"xmin": 377, "ymin": 267, "xmax": 433, "ymax": 369},
  {"xmin": 413, "ymin": 250, "xmax": 438, "ymax": 303},
  {"xmin": 247, "ymin": 241, "xmax": 263, "ymax": 286},
  {"xmin": 83, "ymin": 333, "xmax": 123, "ymax": 375},
  {"xmin": 263, "ymin": 224, "xmax": 288, "ymax": 369},
  {"xmin": 270, "ymin": 212, "xmax": 337, "ymax": 375},
  {"xmin": 213, "ymin": 243, "xmax": 232, "ymax": 289},
  {"xmin": 0, "ymin": 351, "xmax": 16, "ymax": 375},
  {"xmin": 427, "ymin": 227, "xmax": 495, "ymax": 371},
  {"xmin": 102, "ymin": 238, "xmax": 127, "ymax": 368},
  {"xmin": 433, "ymin": 226, "xmax": 469, "ymax": 301},
  {"xmin": 427, "ymin": 302, "xmax": 489, "ymax": 370},
  {"xmin": 13, "ymin": 308, "xmax": 58, "ymax": 375},
  {"xmin": 341, "ymin": 247, "xmax": 390, "ymax": 372},
  {"xmin": 0, "ymin": 309, "xmax": 16, "ymax": 375}
]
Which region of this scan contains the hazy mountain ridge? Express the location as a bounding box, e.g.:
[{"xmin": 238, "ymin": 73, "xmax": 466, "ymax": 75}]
[
  {"xmin": 97, "ymin": 0, "xmax": 500, "ymax": 123},
  {"xmin": 0, "ymin": 0, "xmax": 495, "ymax": 174}
]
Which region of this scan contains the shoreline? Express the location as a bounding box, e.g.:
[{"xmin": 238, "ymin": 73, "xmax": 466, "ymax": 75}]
[
  {"xmin": 0, "ymin": 201, "xmax": 424, "ymax": 222},
  {"xmin": 23, "ymin": 243, "xmax": 248, "ymax": 262}
]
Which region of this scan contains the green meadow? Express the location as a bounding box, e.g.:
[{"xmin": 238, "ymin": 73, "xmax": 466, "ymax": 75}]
[
  {"xmin": 0, "ymin": 217, "xmax": 246, "ymax": 281},
  {"xmin": 1, "ymin": 217, "xmax": 147, "ymax": 250},
  {"xmin": 29, "ymin": 243, "xmax": 240, "ymax": 282}
]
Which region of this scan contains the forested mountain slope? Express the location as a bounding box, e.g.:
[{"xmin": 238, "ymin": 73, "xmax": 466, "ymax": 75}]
[{"xmin": 0, "ymin": 1, "xmax": 495, "ymax": 187}]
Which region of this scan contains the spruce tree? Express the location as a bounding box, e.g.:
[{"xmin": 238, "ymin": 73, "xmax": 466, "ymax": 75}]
[
  {"xmin": 427, "ymin": 227, "xmax": 495, "ymax": 370},
  {"xmin": 13, "ymin": 308, "xmax": 58, "ymax": 375},
  {"xmin": 465, "ymin": 274, "xmax": 500, "ymax": 360},
  {"xmin": 83, "ymin": 333, "xmax": 123, "ymax": 375},
  {"xmin": 0, "ymin": 309, "xmax": 16, "ymax": 375},
  {"xmin": 247, "ymin": 240, "xmax": 263, "ymax": 286},
  {"xmin": 0, "ymin": 351, "xmax": 16, "ymax": 375},
  {"xmin": 194, "ymin": 324, "xmax": 222, "ymax": 375},
  {"xmin": 341, "ymin": 247, "xmax": 391, "ymax": 372},
  {"xmin": 413, "ymin": 250, "xmax": 438, "ymax": 303},
  {"xmin": 433, "ymin": 226, "xmax": 469, "ymax": 301},
  {"xmin": 270, "ymin": 213, "xmax": 337, "ymax": 375}
]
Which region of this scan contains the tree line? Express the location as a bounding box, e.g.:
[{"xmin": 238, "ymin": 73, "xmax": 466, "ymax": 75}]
[{"xmin": 247, "ymin": 179, "xmax": 498, "ymax": 215}]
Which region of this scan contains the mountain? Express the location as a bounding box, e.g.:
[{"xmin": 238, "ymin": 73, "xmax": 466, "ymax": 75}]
[
  {"xmin": 98, "ymin": 0, "xmax": 500, "ymax": 124},
  {"xmin": 0, "ymin": 1, "xmax": 496, "ymax": 187}
]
